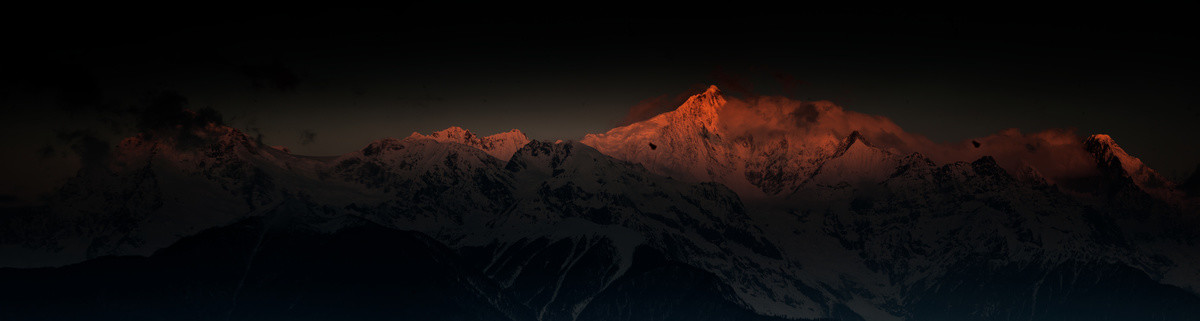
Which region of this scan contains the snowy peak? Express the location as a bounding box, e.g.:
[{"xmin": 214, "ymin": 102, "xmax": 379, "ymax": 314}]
[
  {"xmin": 407, "ymin": 127, "xmax": 531, "ymax": 161},
  {"xmin": 486, "ymin": 129, "xmax": 529, "ymax": 142},
  {"xmin": 1084, "ymin": 134, "xmax": 1159, "ymax": 181},
  {"xmin": 407, "ymin": 126, "xmax": 475, "ymax": 143},
  {"xmin": 579, "ymin": 85, "xmax": 745, "ymax": 191},
  {"xmin": 582, "ymin": 86, "xmax": 892, "ymax": 197},
  {"xmin": 1084, "ymin": 134, "xmax": 1125, "ymax": 162},
  {"xmin": 116, "ymin": 124, "xmax": 258, "ymax": 152},
  {"xmin": 828, "ymin": 131, "xmax": 891, "ymax": 169},
  {"xmin": 833, "ymin": 131, "xmax": 870, "ymax": 156},
  {"xmin": 352, "ymin": 135, "xmax": 501, "ymax": 168},
  {"xmin": 804, "ymin": 131, "xmax": 899, "ymax": 187},
  {"xmin": 1083, "ymin": 134, "xmax": 1176, "ymax": 197},
  {"xmin": 969, "ymin": 155, "xmax": 1011, "ymax": 179},
  {"xmin": 357, "ymin": 137, "xmax": 405, "ymax": 157},
  {"xmin": 1014, "ymin": 161, "xmax": 1050, "ymax": 186},
  {"xmin": 478, "ymin": 129, "xmax": 532, "ymax": 160},
  {"xmin": 673, "ymin": 85, "xmax": 726, "ymax": 122},
  {"xmin": 506, "ymin": 140, "xmax": 618, "ymax": 175},
  {"xmin": 506, "ymin": 140, "xmax": 574, "ymax": 174},
  {"xmin": 429, "ymin": 126, "xmax": 478, "ymax": 141},
  {"xmin": 110, "ymin": 124, "xmax": 282, "ymax": 174}
]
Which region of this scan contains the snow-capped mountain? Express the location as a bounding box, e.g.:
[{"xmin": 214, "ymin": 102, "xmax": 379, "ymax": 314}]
[
  {"xmin": 581, "ymin": 86, "xmax": 753, "ymax": 193},
  {"xmin": 0, "ymin": 124, "xmax": 306, "ymax": 267},
  {"xmin": 407, "ymin": 127, "xmax": 531, "ymax": 161},
  {"xmin": 581, "ymin": 86, "xmax": 1190, "ymax": 205},
  {"xmin": 3, "ymin": 86, "xmax": 1198, "ymax": 321},
  {"xmin": 581, "ymin": 86, "xmax": 1200, "ymax": 319},
  {"xmin": 1083, "ymin": 133, "xmax": 1180, "ymax": 200}
]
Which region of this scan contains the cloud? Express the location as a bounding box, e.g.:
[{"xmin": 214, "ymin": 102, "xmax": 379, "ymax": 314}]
[
  {"xmin": 300, "ymin": 129, "xmax": 317, "ymax": 145},
  {"xmin": 37, "ymin": 145, "xmax": 57, "ymax": 159},
  {"xmin": 1, "ymin": 60, "xmax": 249, "ymax": 202},
  {"xmin": 135, "ymin": 91, "xmax": 216, "ymax": 130},
  {"xmin": 708, "ymin": 94, "xmax": 1102, "ymax": 184},
  {"xmin": 54, "ymin": 130, "xmax": 111, "ymax": 169},
  {"xmin": 616, "ymin": 89, "xmax": 697, "ymax": 126},
  {"xmin": 710, "ymin": 68, "xmax": 755, "ymax": 97},
  {"xmin": 707, "ymin": 67, "xmax": 810, "ymax": 99},
  {"xmin": 34, "ymin": 90, "xmax": 230, "ymax": 173},
  {"xmin": 716, "ymin": 95, "xmax": 927, "ymax": 151},
  {"xmin": 926, "ymin": 128, "xmax": 1101, "ymax": 181},
  {"xmin": 132, "ymin": 91, "xmax": 228, "ymax": 149},
  {"xmin": 789, "ymin": 102, "xmax": 820, "ymax": 126}
]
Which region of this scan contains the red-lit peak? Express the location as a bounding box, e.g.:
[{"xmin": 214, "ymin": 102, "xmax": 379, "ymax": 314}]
[
  {"xmin": 430, "ymin": 126, "xmax": 477, "ymax": 141},
  {"xmin": 1083, "ymin": 133, "xmax": 1177, "ymax": 197},
  {"xmin": 487, "ymin": 129, "xmax": 528, "ymax": 141},
  {"xmin": 1086, "ymin": 134, "xmax": 1116, "ymax": 146},
  {"xmin": 407, "ymin": 127, "xmax": 530, "ymax": 161},
  {"xmin": 625, "ymin": 85, "xmax": 726, "ymax": 135},
  {"xmin": 672, "ymin": 85, "xmax": 726, "ymax": 123},
  {"xmin": 842, "ymin": 130, "xmax": 868, "ymax": 147},
  {"xmin": 1084, "ymin": 134, "xmax": 1129, "ymax": 162}
]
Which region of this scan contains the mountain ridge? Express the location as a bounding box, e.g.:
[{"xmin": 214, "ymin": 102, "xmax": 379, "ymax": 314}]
[
  {"xmin": 407, "ymin": 127, "xmax": 531, "ymax": 161},
  {"xmin": 582, "ymin": 86, "xmax": 1191, "ymax": 203},
  {"xmin": 2, "ymin": 86, "xmax": 1198, "ymax": 320}
]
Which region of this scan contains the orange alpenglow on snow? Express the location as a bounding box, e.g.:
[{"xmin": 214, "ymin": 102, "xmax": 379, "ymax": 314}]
[
  {"xmin": 406, "ymin": 127, "xmax": 531, "ymax": 161},
  {"xmin": 581, "ymin": 85, "xmax": 1178, "ymax": 200}
]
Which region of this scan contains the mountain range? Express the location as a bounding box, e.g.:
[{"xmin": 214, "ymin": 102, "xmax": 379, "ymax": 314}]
[{"xmin": 2, "ymin": 86, "xmax": 1198, "ymax": 320}]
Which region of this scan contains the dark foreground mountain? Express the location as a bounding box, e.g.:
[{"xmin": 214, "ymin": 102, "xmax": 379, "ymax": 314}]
[
  {"xmin": 2, "ymin": 87, "xmax": 1199, "ymax": 320},
  {"xmin": 0, "ymin": 203, "xmax": 794, "ymax": 321}
]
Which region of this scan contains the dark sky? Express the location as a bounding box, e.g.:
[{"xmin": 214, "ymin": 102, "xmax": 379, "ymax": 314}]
[{"xmin": 3, "ymin": 5, "xmax": 1198, "ymax": 199}]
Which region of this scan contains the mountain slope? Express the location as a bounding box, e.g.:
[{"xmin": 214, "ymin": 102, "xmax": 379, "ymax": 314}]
[
  {"xmin": 1083, "ymin": 134, "xmax": 1179, "ymax": 200},
  {"xmin": 0, "ymin": 205, "xmax": 534, "ymax": 321}
]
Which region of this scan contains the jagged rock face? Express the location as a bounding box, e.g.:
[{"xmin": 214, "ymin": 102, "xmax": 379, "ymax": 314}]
[
  {"xmin": 0, "ymin": 126, "xmax": 295, "ymax": 267},
  {"xmin": 327, "ymin": 137, "xmax": 516, "ymax": 224},
  {"xmin": 1083, "ymin": 134, "xmax": 1178, "ymax": 200}
]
